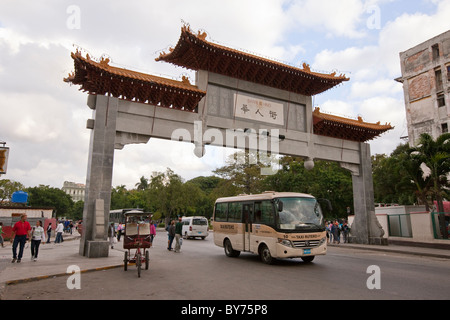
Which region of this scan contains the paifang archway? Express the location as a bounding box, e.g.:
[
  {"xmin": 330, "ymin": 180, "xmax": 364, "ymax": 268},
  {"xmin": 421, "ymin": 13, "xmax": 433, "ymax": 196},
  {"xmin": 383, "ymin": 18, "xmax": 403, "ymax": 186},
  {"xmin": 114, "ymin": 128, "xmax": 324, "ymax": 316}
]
[{"xmin": 65, "ymin": 25, "xmax": 393, "ymax": 257}]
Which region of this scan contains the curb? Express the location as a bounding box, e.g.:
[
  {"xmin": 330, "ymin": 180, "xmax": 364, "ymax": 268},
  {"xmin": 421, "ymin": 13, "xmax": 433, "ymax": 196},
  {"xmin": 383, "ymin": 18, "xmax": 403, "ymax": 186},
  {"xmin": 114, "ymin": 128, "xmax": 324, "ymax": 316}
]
[
  {"xmin": 2, "ymin": 264, "xmax": 123, "ymax": 286},
  {"xmin": 328, "ymin": 243, "xmax": 450, "ymax": 259}
]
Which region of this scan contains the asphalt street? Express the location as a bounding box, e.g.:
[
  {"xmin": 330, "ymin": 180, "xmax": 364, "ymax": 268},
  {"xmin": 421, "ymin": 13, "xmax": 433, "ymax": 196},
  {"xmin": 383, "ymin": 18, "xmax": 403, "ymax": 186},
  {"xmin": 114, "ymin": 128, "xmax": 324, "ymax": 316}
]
[{"xmin": 1, "ymin": 229, "xmax": 449, "ymax": 301}]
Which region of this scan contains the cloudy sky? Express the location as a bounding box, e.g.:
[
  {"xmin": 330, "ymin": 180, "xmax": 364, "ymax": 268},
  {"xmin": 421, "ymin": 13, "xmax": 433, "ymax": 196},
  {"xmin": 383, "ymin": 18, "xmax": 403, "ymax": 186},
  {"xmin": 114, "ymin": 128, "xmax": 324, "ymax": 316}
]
[{"xmin": 1, "ymin": 0, "xmax": 450, "ymax": 190}]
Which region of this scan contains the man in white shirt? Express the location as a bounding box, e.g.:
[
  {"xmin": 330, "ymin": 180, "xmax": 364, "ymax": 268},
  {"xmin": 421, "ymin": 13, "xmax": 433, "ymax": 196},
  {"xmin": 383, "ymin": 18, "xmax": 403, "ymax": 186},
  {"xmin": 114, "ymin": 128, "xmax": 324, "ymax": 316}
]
[{"xmin": 55, "ymin": 221, "xmax": 64, "ymax": 243}]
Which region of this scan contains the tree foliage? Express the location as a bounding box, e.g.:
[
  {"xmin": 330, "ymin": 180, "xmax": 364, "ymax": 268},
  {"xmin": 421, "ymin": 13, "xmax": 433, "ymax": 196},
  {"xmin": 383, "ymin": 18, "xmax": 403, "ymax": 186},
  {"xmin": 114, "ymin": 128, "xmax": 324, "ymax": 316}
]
[
  {"xmin": 26, "ymin": 185, "xmax": 74, "ymax": 218},
  {"xmin": 0, "ymin": 179, "xmax": 25, "ymax": 204},
  {"xmin": 264, "ymin": 156, "xmax": 353, "ymax": 219}
]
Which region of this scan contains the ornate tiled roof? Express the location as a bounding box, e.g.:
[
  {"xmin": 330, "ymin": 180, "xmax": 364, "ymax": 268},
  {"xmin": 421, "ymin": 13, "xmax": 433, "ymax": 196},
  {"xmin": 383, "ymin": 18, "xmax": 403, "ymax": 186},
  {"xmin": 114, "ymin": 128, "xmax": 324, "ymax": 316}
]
[
  {"xmin": 65, "ymin": 28, "xmax": 392, "ymax": 143},
  {"xmin": 64, "ymin": 50, "xmax": 206, "ymax": 111},
  {"xmin": 156, "ymin": 25, "xmax": 349, "ymax": 96},
  {"xmin": 313, "ymin": 108, "xmax": 394, "ymax": 142}
]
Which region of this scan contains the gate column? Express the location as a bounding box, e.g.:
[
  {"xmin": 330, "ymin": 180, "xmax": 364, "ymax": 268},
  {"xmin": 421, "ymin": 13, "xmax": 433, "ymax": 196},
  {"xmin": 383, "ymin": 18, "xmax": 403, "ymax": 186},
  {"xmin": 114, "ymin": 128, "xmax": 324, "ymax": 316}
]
[
  {"xmin": 80, "ymin": 94, "xmax": 118, "ymax": 257},
  {"xmin": 349, "ymin": 143, "xmax": 386, "ymax": 245}
]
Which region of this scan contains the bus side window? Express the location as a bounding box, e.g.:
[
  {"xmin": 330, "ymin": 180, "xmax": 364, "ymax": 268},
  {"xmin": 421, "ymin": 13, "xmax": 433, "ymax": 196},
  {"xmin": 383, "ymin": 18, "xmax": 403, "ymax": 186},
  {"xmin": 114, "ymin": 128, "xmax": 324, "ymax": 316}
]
[
  {"xmin": 261, "ymin": 200, "xmax": 275, "ymax": 225},
  {"xmin": 242, "ymin": 203, "xmax": 253, "ymax": 222},
  {"xmin": 214, "ymin": 203, "xmax": 228, "ymax": 222},
  {"xmin": 254, "ymin": 202, "xmax": 262, "ymax": 223},
  {"xmin": 228, "ymin": 202, "xmax": 241, "ymax": 223}
]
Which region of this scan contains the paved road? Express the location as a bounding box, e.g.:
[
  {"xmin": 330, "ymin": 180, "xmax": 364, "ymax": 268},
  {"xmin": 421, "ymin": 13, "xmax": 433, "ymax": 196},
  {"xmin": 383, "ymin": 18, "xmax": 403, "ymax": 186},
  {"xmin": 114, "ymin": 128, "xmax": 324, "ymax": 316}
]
[{"xmin": 2, "ymin": 233, "xmax": 449, "ymax": 301}]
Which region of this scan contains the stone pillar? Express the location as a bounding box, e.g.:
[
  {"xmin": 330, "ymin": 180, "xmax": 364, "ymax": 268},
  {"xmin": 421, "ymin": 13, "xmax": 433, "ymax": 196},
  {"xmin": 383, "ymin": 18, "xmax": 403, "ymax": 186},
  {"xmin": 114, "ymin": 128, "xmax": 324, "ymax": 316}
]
[
  {"xmin": 80, "ymin": 94, "xmax": 118, "ymax": 257},
  {"xmin": 349, "ymin": 142, "xmax": 387, "ymax": 245}
]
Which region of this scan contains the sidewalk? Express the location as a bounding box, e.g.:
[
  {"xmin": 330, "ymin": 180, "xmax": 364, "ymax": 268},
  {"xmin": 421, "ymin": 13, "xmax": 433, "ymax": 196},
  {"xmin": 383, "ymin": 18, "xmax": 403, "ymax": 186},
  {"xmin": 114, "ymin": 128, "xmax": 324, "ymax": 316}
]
[
  {"xmin": 0, "ymin": 231, "xmax": 124, "ymax": 289},
  {"xmin": 327, "ymin": 241, "xmax": 450, "ymax": 259},
  {"xmin": 0, "ymin": 230, "xmax": 449, "ymax": 296}
]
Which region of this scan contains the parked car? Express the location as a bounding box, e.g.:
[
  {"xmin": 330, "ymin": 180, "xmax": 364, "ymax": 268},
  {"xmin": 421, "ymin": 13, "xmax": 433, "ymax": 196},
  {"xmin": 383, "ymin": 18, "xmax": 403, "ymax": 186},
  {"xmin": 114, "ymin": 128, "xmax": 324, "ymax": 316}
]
[{"xmin": 181, "ymin": 216, "xmax": 209, "ymax": 239}]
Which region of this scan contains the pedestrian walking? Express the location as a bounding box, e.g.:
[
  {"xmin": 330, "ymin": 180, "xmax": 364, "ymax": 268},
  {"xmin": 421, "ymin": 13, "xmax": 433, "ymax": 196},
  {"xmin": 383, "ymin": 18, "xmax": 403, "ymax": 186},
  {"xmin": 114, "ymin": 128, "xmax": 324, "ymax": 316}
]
[
  {"xmin": 342, "ymin": 221, "xmax": 350, "ymax": 243},
  {"xmin": 55, "ymin": 220, "xmax": 64, "ymax": 243},
  {"xmin": 46, "ymin": 223, "xmax": 52, "ymax": 243},
  {"xmin": 10, "ymin": 214, "xmax": 32, "ymax": 263},
  {"xmin": 117, "ymin": 223, "xmax": 123, "ymax": 242},
  {"xmin": 150, "ymin": 221, "xmax": 156, "ymax": 244},
  {"xmin": 328, "ymin": 221, "xmax": 334, "ymax": 243},
  {"xmin": 174, "ymin": 217, "xmax": 183, "ymax": 253},
  {"xmin": 31, "ymin": 220, "xmax": 45, "ymax": 261},
  {"xmin": 167, "ymin": 220, "xmax": 175, "ymax": 251},
  {"xmin": 108, "ymin": 223, "xmax": 116, "ymax": 249},
  {"xmin": 331, "ymin": 220, "xmax": 340, "ymax": 244}
]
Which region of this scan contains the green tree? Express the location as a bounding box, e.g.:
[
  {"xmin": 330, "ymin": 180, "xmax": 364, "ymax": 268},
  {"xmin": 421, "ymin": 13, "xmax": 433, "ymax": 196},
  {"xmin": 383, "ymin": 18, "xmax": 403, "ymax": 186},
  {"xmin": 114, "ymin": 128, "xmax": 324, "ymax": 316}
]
[
  {"xmin": 27, "ymin": 185, "xmax": 74, "ymax": 218},
  {"xmin": 71, "ymin": 200, "xmax": 84, "ymax": 220},
  {"xmin": 409, "ymin": 133, "xmax": 450, "ymax": 238},
  {"xmin": 264, "ymin": 156, "xmax": 353, "ymax": 219},
  {"xmin": 111, "ymin": 185, "xmax": 132, "ymax": 210},
  {"xmin": 135, "ymin": 176, "xmax": 149, "ymax": 191},
  {"xmin": 0, "ymin": 179, "xmax": 25, "ymax": 203},
  {"xmin": 372, "ymin": 144, "xmax": 423, "ymax": 206},
  {"xmin": 213, "ymin": 151, "xmax": 271, "ymax": 194}
]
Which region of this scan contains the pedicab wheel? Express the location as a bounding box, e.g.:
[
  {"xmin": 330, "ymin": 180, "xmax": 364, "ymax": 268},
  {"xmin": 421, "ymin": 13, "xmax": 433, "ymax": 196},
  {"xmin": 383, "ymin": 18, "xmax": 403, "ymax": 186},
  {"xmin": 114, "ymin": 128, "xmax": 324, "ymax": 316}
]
[
  {"xmin": 136, "ymin": 252, "xmax": 141, "ymax": 277},
  {"xmin": 124, "ymin": 251, "xmax": 128, "ymax": 271},
  {"xmin": 145, "ymin": 250, "xmax": 149, "ymax": 270}
]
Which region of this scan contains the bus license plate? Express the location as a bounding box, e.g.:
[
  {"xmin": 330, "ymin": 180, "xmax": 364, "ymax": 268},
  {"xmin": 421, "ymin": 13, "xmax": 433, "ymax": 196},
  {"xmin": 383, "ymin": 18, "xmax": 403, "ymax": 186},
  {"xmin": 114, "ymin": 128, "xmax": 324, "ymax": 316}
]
[{"xmin": 303, "ymin": 249, "xmax": 311, "ymax": 255}]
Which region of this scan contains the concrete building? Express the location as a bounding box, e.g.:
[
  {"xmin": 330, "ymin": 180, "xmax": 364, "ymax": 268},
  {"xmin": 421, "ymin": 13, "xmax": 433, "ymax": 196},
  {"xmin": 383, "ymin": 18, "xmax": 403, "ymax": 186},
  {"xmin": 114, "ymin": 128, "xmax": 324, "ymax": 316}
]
[
  {"xmin": 62, "ymin": 181, "xmax": 85, "ymax": 202},
  {"xmin": 397, "ymin": 30, "xmax": 450, "ymax": 145}
]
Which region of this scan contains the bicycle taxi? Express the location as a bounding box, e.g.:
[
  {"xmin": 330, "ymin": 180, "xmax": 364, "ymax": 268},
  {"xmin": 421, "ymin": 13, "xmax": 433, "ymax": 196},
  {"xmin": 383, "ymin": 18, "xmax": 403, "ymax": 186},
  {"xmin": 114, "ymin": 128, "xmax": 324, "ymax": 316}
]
[{"xmin": 123, "ymin": 210, "xmax": 152, "ymax": 277}]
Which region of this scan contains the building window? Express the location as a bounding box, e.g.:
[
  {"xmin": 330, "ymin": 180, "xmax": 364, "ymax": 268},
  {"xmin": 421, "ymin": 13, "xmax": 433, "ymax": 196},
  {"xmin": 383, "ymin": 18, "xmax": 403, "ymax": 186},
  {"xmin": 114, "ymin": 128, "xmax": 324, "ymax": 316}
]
[
  {"xmin": 442, "ymin": 123, "xmax": 448, "ymax": 133},
  {"xmin": 435, "ymin": 69, "xmax": 443, "ymax": 92},
  {"xmin": 437, "ymin": 94, "xmax": 445, "ymax": 108},
  {"xmin": 432, "ymin": 44, "xmax": 440, "ymax": 61},
  {"xmin": 447, "ymin": 65, "xmax": 450, "ymax": 82}
]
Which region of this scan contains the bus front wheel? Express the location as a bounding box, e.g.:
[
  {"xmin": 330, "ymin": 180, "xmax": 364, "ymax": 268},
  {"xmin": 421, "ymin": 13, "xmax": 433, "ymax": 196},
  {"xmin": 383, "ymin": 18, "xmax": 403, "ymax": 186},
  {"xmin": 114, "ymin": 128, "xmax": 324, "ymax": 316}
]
[
  {"xmin": 259, "ymin": 244, "xmax": 275, "ymax": 265},
  {"xmin": 301, "ymin": 256, "xmax": 315, "ymax": 263},
  {"xmin": 224, "ymin": 239, "xmax": 240, "ymax": 257}
]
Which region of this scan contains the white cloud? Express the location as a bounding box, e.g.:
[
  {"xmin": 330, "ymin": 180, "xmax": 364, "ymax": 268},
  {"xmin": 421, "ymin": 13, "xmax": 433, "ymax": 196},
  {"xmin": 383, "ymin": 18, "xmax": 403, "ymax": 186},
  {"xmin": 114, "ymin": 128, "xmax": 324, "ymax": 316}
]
[
  {"xmin": 350, "ymin": 79, "xmax": 403, "ymax": 99},
  {"xmin": 285, "ymin": 0, "xmax": 367, "ymax": 39},
  {"xmin": 318, "ymin": 100, "xmax": 357, "ymax": 118}
]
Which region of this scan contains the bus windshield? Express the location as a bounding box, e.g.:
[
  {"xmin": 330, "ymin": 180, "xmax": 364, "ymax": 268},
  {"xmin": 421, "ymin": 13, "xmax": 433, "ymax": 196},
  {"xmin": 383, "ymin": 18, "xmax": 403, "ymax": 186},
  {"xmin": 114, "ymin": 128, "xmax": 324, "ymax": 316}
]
[{"xmin": 276, "ymin": 197, "xmax": 324, "ymax": 231}]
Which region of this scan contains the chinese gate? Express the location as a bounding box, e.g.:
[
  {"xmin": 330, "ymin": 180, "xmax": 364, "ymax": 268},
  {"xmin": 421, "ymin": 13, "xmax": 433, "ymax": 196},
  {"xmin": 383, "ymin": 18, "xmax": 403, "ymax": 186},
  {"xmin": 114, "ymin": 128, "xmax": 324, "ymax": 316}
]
[{"xmin": 66, "ymin": 25, "xmax": 393, "ymax": 257}]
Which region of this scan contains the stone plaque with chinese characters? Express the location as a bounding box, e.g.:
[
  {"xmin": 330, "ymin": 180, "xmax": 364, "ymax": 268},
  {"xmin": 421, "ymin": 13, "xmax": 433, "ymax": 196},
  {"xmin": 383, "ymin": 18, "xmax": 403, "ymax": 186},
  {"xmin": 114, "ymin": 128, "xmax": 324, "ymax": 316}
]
[{"xmin": 234, "ymin": 93, "xmax": 284, "ymax": 126}]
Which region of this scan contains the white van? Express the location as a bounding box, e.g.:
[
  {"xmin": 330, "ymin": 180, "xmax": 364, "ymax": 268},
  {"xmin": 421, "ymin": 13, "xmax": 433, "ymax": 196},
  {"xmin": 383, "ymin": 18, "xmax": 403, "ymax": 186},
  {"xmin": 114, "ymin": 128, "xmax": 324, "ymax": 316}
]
[{"xmin": 181, "ymin": 216, "xmax": 209, "ymax": 239}]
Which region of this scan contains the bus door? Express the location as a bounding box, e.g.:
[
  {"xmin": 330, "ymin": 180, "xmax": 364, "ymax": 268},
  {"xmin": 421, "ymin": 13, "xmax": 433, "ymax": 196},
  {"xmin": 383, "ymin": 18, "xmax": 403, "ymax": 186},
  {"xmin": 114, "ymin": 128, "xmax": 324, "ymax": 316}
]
[{"xmin": 242, "ymin": 202, "xmax": 253, "ymax": 251}]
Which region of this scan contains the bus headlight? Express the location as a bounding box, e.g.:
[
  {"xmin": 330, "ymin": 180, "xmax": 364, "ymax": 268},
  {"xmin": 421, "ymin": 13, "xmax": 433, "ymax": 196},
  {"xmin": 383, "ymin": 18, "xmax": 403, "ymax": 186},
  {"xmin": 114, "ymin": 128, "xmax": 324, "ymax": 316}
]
[
  {"xmin": 278, "ymin": 238, "xmax": 293, "ymax": 247},
  {"xmin": 319, "ymin": 237, "xmax": 326, "ymax": 246}
]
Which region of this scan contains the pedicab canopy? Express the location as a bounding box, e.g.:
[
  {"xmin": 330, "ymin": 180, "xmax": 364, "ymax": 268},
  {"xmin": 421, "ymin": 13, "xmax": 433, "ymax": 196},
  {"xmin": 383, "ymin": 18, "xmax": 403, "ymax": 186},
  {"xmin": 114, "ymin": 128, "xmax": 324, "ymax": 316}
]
[{"xmin": 65, "ymin": 24, "xmax": 393, "ymax": 142}]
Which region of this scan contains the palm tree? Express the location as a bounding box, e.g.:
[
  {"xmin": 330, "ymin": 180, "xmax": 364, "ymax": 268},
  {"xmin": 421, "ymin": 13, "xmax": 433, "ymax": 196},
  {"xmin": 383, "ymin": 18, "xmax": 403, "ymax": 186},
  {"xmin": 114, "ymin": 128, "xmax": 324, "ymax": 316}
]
[
  {"xmin": 135, "ymin": 176, "xmax": 149, "ymax": 191},
  {"xmin": 402, "ymin": 147, "xmax": 432, "ymax": 210},
  {"xmin": 409, "ymin": 133, "xmax": 450, "ymax": 238}
]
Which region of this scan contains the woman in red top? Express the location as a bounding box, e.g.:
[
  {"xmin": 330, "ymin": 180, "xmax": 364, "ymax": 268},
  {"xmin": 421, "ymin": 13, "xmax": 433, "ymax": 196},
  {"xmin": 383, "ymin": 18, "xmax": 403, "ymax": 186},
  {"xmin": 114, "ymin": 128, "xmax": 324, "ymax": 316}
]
[{"xmin": 10, "ymin": 214, "xmax": 31, "ymax": 263}]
